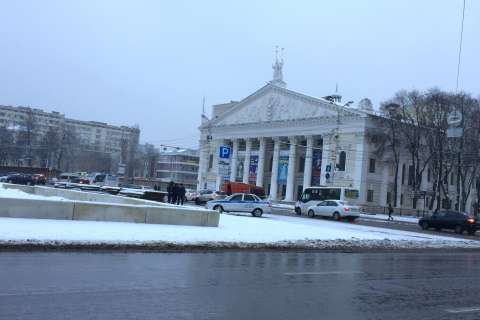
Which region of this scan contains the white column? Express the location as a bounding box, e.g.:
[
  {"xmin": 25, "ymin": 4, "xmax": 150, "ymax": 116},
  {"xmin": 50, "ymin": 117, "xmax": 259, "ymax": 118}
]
[
  {"xmin": 379, "ymin": 161, "xmax": 389, "ymax": 206},
  {"xmin": 256, "ymin": 137, "xmax": 266, "ymax": 187},
  {"xmin": 230, "ymin": 139, "xmax": 239, "ymax": 182},
  {"xmin": 320, "ymin": 138, "xmax": 330, "ymax": 186},
  {"xmin": 396, "ymin": 162, "xmax": 403, "ymax": 207},
  {"xmin": 285, "ymin": 136, "xmax": 297, "ymax": 201},
  {"xmin": 242, "ymin": 138, "xmax": 252, "ymax": 183},
  {"xmin": 213, "ymin": 139, "xmax": 224, "ymax": 191},
  {"xmin": 269, "ymin": 138, "xmax": 280, "ymax": 200},
  {"xmin": 197, "ymin": 139, "xmax": 209, "ymax": 191},
  {"xmin": 303, "ymin": 136, "xmax": 313, "ymax": 191}
]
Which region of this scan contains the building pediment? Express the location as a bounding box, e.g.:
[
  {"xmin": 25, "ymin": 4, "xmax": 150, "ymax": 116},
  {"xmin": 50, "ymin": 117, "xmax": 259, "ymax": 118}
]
[{"xmin": 209, "ymin": 84, "xmax": 363, "ymax": 127}]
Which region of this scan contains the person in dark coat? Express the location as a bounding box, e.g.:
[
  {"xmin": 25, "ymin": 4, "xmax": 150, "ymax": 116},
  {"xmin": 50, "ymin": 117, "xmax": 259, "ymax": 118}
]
[
  {"xmin": 167, "ymin": 181, "xmax": 174, "ymax": 203},
  {"xmin": 388, "ymin": 203, "xmax": 394, "ymax": 221},
  {"xmin": 178, "ymin": 184, "xmax": 186, "ymax": 205},
  {"xmin": 172, "ymin": 183, "xmax": 179, "ymax": 205}
]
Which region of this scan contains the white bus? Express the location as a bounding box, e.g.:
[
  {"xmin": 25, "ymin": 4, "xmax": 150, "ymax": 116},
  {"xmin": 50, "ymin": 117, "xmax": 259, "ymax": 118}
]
[{"xmin": 295, "ymin": 187, "xmax": 360, "ymax": 215}]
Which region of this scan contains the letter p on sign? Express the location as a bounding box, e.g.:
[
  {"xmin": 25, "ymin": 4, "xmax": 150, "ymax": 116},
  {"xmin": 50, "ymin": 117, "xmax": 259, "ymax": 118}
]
[{"xmin": 219, "ymin": 146, "xmax": 231, "ymax": 159}]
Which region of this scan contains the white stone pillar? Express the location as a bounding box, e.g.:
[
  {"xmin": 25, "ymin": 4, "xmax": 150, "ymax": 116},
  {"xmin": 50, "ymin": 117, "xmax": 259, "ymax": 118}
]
[
  {"xmin": 320, "ymin": 138, "xmax": 330, "ymax": 186},
  {"xmin": 379, "ymin": 162, "xmax": 389, "ymax": 206},
  {"xmin": 303, "ymin": 136, "xmax": 313, "ymax": 191},
  {"xmin": 242, "ymin": 138, "xmax": 252, "ymax": 184},
  {"xmin": 256, "ymin": 137, "xmax": 266, "ymax": 187},
  {"xmin": 285, "ymin": 136, "xmax": 297, "ymax": 202},
  {"xmin": 197, "ymin": 139, "xmax": 209, "ymax": 191},
  {"xmin": 269, "ymin": 138, "xmax": 280, "ymax": 200},
  {"xmin": 230, "ymin": 139, "xmax": 239, "ymax": 182},
  {"xmin": 212, "ymin": 139, "xmax": 224, "ymax": 191},
  {"xmin": 396, "ymin": 162, "xmax": 403, "ymax": 207}
]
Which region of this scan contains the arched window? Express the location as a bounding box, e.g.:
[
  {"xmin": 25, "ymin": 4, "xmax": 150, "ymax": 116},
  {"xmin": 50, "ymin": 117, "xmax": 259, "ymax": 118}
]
[{"xmin": 337, "ymin": 151, "xmax": 346, "ymax": 171}]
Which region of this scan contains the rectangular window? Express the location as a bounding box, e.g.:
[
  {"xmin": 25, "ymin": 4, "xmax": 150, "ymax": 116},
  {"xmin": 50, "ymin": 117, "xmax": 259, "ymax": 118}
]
[
  {"xmin": 369, "ymin": 159, "xmax": 376, "ymax": 173},
  {"xmin": 386, "ymin": 192, "xmax": 392, "ymax": 205},
  {"xmin": 298, "ymin": 156, "xmax": 305, "ymax": 173},
  {"xmin": 208, "ymin": 154, "xmax": 213, "ymax": 169},
  {"xmin": 367, "ymin": 189, "xmax": 374, "ymax": 202},
  {"xmin": 427, "ymin": 169, "xmax": 431, "ymax": 182},
  {"xmin": 450, "ymin": 172, "xmax": 455, "ymax": 186},
  {"xmin": 408, "ymin": 165, "xmax": 414, "ymax": 186},
  {"xmin": 400, "ymin": 194, "xmax": 404, "ymax": 205},
  {"xmin": 401, "ymin": 165, "xmax": 406, "ymax": 185}
]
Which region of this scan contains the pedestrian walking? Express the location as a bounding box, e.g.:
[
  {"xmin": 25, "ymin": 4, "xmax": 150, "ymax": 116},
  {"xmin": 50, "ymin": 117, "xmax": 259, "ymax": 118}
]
[
  {"xmin": 167, "ymin": 181, "xmax": 174, "ymax": 203},
  {"xmin": 172, "ymin": 183, "xmax": 179, "ymax": 205},
  {"xmin": 178, "ymin": 184, "xmax": 186, "ymax": 205},
  {"xmin": 388, "ymin": 203, "xmax": 394, "ymax": 221}
]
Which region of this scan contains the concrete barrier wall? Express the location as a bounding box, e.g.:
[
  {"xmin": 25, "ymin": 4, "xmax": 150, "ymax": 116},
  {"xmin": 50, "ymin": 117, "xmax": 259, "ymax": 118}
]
[
  {"xmin": 0, "ymin": 197, "xmax": 74, "ymax": 220},
  {"xmin": 1, "ymin": 184, "xmax": 159, "ymax": 206},
  {"xmin": 0, "ymin": 184, "xmax": 220, "ymax": 227},
  {"xmin": 73, "ymin": 202, "xmax": 147, "ymax": 223}
]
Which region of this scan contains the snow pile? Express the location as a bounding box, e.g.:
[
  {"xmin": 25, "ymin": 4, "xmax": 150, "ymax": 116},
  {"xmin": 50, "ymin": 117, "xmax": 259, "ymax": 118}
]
[
  {"xmin": 0, "ymin": 213, "xmax": 478, "ymax": 249},
  {"xmin": 0, "ymin": 184, "xmax": 67, "ymax": 201},
  {"xmin": 360, "ymin": 213, "xmax": 419, "ymax": 224}
]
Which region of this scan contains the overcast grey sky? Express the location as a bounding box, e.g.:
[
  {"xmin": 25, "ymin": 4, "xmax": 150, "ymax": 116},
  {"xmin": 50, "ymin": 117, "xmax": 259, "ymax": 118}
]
[{"xmin": 1, "ymin": 1, "xmax": 478, "ymax": 148}]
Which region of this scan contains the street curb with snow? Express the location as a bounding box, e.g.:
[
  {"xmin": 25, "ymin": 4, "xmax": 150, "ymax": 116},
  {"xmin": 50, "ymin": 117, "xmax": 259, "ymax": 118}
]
[{"xmin": 1, "ymin": 238, "xmax": 480, "ymax": 252}]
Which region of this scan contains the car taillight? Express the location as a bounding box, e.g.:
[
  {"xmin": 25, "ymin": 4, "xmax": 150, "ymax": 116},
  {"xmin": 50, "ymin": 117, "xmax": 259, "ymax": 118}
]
[
  {"xmin": 344, "ymin": 207, "xmax": 350, "ymax": 211},
  {"xmin": 467, "ymin": 218, "xmax": 475, "ymax": 224}
]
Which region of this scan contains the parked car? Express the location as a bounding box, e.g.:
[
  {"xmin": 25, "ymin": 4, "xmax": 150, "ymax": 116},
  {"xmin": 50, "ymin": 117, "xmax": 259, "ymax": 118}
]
[
  {"xmin": 306, "ymin": 200, "xmax": 360, "ymax": 221},
  {"xmin": 185, "ymin": 189, "xmax": 198, "ymax": 201},
  {"xmin": 119, "ymin": 184, "xmax": 153, "ymax": 198},
  {"xmin": 212, "ymin": 191, "xmax": 228, "ymax": 200},
  {"xmin": 32, "ymin": 174, "xmax": 47, "ymax": 185},
  {"xmin": 0, "ymin": 175, "xmax": 8, "ymax": 182},
  {"xmin": 5, "ymin": 173, "xmax": 36, "ymax": 185},
  {"xmin": 419, "ymin": 210, "xmax": 478, "ymax": 235},
  {"xmin": 206, "ymin": 193, "xmax": 272, "ymax": 217},
  {"xmin": 195, "ymin": 190, "xmax": 215, "ymax": 204}
]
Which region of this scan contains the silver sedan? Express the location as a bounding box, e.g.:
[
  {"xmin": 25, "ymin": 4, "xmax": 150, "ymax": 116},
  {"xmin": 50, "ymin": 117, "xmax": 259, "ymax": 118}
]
[
  {"xmin": 206, "ymin": 193, "xmax": 272, "ymax": 217},
  {"xmin": 306, "ymin": 200, "xmax": 360, "ymax": 221}
]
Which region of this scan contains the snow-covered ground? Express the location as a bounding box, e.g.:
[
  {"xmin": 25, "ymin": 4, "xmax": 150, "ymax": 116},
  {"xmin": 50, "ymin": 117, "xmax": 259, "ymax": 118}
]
[
  {"xmin": 0, "ymin": 185, "xmax": 67, "ymax": 201},
  {"xmin": 0, "ymin": 212, "xmax": 478, "ymax": 249},
  {"xmin": 360, "ymin": 213, "xmax": 419, "ymax": 224}
]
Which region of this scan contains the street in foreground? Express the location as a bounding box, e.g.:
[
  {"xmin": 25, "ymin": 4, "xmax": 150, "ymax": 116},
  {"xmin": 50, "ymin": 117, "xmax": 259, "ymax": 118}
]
[{"xmin": 0, "ymin": 251, "xmax": 479, "ymax": 320}]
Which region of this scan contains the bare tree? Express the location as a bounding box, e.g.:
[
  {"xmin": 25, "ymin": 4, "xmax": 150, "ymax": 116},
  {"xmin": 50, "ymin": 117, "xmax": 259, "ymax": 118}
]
[
  {"xmin": 0, "ymin": 126, "xmax": 15, "ymax": 166},
  {"xmin": 15, "ymin": 109, "xmax": 37, "ymax": 166}
]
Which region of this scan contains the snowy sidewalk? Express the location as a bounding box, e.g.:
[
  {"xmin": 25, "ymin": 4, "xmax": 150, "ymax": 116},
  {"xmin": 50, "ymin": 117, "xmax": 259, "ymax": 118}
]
[
  {"xmin": 360, "ymin": 213, "xmax": 419, "ymax": 224},
  {"xmin": 0, "ymin": 213, "xmax": 478, "ymax": 250}
]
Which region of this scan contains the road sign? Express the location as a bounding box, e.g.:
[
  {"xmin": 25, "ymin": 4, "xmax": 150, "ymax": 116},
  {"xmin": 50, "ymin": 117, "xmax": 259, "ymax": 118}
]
[
  {"xmin": 219, "ymin": 146, "xmax": 231, "ymax": 159},
  {"xmin": 325, "ymin": 164, "xmax": 332, "ymax": 172}
]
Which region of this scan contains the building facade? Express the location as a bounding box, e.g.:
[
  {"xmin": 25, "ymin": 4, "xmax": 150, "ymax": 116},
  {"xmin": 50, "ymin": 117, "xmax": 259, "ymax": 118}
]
[
  {"xmin": 0, "ymin": 105, "xmax": 140, "ymax": 171},
  {"xmin": 156, "ymin": 148, "xmax": 199, "ymax": 190},
  {"xmin": 197, "ymin": 57, "xmax": 479, "ymax": 213}
]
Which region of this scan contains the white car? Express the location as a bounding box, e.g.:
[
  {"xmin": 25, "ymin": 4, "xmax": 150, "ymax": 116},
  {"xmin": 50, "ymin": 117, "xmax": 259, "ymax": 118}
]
[
  {"xmin": 306, "ymin": 200, "xmax": 360, "ymax": 221},
  {"xmin": 206, "ymin": 193, "xmax": 272, "ymax": 217},
  {"xmin": 119, "ymin": 184, "xmax": 153, "ymax": 198},
  {"xmin": 185, "ymin": 189, "xmax": 198, "ymax": 201}
]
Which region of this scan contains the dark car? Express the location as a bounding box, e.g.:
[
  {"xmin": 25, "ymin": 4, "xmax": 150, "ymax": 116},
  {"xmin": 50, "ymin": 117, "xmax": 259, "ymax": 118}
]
[
  {"xmin": 419, "ymin": 210, "xmax": 478, "ymax": 235},
  {"xmin": 32, "ymin": 174, "xmax": 47, "ymax": 185},
  {"xmin": 5, "ymin": 173, "xmax": 36, "ymax": 185}
]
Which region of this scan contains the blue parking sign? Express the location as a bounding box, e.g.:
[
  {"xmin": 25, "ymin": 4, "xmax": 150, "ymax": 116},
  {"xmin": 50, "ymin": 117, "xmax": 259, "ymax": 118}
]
[{"xmin": 219, "ymin": 146, "xmax": 231, "ymax": 159}]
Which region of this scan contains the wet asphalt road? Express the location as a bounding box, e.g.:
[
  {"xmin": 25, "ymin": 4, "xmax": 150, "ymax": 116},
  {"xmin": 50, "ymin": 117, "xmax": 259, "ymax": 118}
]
[{"xmin": 1, "ymin": 251, "xmax": 480, "ymax": 320}]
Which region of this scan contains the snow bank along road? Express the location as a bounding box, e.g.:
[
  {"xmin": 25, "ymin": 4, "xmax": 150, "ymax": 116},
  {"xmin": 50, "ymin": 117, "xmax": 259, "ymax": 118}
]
[{"xmin": 1, "ymin": 211, "xmax": 479, "ymax": 250}]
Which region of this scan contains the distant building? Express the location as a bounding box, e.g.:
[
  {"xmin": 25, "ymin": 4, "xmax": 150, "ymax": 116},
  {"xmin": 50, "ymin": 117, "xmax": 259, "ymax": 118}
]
[
  {"xmin": 0, "ymin": 105, "xmax": 140, "ymax": 172},
  {"xmin": 156, "ymin": 148, "xmax": 199, "ymax": 190}
]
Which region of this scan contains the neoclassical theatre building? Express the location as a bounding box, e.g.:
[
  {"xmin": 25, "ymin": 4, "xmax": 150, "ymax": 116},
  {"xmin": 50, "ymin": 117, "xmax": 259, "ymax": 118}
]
[{"xmin": 197, "ymin": 57, "xmax": 459, "ymax": 210}]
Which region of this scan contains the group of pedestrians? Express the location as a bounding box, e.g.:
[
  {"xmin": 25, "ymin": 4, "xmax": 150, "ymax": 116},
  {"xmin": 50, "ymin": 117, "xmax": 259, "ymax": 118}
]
[{"xmin": 167, "ymin": 181, "xmax": 186, "ymax": 205}]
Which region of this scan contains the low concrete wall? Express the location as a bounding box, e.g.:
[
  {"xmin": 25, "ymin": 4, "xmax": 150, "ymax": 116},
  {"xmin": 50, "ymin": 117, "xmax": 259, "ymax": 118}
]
[
  {"xmin": 0, "ymin": 197, "xmax": 74, "ymax": 220},
  {"xmin": 146, "ymin": 206, "xmax": 219, "ymax": 227},
  {"xmin": 73, "ymin": 202, "xmax": 147, "ymax": 223},
  {"xmin": 0, "ymin": 184, "xmax": 220, "ymax": 227}
]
